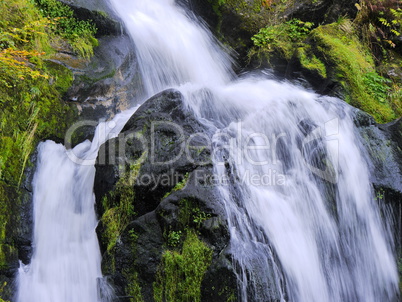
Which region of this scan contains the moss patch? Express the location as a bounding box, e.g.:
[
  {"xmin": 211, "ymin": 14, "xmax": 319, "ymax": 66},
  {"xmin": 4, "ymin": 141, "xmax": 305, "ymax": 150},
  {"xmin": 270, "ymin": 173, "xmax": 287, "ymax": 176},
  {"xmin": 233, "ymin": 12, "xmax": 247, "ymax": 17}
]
[
  {"xmin": 100, "ymin": 159, "xmax": 142, "ymax": 252},
  {"xmin": 297, "ymin": 46, "xmax": 327, "ymax": 78},
  {"xmin": 124, "ymin": 271, "xmax": 144, "ymax": 302},
  {"xmin": 309, "ymin": 19, "xmax": 396, "ymax": 122},
  {"xmin": 153, "ymin": 229, "xmax": 213, "ymax": 302},
  {"xmin": 162, "ymin": 172, "xmax": 189, "ymax": 199}
]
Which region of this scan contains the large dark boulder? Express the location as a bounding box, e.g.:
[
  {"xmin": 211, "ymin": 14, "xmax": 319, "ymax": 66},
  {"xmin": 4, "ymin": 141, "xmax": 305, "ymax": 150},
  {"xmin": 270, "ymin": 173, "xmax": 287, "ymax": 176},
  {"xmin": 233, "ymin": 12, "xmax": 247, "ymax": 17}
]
[{"xmin": 94, "ymin": 89, "xmax": 238, "ymax": 301}]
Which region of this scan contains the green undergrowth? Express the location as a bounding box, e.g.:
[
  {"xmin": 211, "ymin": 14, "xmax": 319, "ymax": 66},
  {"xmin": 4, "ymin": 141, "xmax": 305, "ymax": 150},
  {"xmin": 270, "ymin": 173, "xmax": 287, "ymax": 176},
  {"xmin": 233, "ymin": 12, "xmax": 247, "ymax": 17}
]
[
  {"xmin": 34, "ymin": 0, "xmax": 98, "ymax": 58},
  {"xmin": 124, "ymin": 270, "xmax": 144, "ymax": 302},
  {"xmin": 0, "ymin": 0, "xmax": 97, "ymax": 186},
  {"xmin": 251, "ymin": 18, "xmax": 314, "ymax": 60}
]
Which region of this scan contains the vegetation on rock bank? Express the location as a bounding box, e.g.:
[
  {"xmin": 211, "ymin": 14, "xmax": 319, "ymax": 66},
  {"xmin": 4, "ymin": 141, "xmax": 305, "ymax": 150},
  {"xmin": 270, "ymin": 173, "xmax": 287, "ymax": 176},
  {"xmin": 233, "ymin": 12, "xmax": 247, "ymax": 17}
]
[
  {"xmin": 210, "ymin": 0, "xmax": 402, "ymax": 123},
  {"xmin": 0, "ymin": 0, "xmax": 97, "ymax": 296}
]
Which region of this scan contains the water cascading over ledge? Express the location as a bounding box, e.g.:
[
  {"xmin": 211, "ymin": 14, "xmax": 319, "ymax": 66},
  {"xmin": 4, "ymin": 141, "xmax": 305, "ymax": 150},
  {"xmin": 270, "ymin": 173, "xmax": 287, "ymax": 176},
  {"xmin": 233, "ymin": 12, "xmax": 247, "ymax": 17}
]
[{"xmin": 16, "ymin": 0, "xmax": 400, "ymax": 301}]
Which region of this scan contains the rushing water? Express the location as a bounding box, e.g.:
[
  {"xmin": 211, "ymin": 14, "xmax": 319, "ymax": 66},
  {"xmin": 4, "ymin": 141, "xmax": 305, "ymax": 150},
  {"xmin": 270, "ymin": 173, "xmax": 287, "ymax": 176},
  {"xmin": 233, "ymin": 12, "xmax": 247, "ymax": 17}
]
[
  {"xmin": 17, "ymin": 0, "xmax": 399, "ymax": 301},
  {"xmin": 16, "ymin": 110, "xmax": 136, "ymax": 302}
]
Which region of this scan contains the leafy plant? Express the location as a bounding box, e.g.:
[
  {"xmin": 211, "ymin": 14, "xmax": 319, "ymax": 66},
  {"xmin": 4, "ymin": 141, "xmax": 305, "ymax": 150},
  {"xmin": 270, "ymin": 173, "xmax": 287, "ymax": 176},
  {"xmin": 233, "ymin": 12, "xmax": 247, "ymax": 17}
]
[
  {"xmin": 357, "ymin": 0, "xmax": 402, "ymax": 52},
  {"xmin": 33, "ymin": 0, "xmax": 98, "ymax": 57},
  {"xmin": 192, "ymin": 208, "xmax": 211, "ymax": 229},
  {"xmin": 251, "ymin": 19, "xmax": 314, "ymax": 59},
  {"xmin": 167, "ymin": 230, "xmax": 182, "ymax": 247},
  {"xmin": 252, "ymin": 18, "xmax": 314, "ymax": 48},
  {"xmin": 363, "ymin": 72, "xmax": 391, "ymax": 103}
]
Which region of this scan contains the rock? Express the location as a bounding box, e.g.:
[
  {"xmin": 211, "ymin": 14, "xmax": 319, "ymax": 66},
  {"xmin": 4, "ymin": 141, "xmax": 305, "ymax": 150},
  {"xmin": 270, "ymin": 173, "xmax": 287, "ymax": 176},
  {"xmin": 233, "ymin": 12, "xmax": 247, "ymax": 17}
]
[
  {"xmin": 64, "ymin": 34, "xmax": 143, "ymax": 123},
  {"xmin": 354, "ymin": 111, "xmax": 402, "ymax": 257},
  {"xmin": 283, "ymin": 0, "xmax": 359, "ymax": 24},
  {"xmin": 95, "ymin": 89, "xmax": 213, "ymax": 216},
  {"xmin": 95, "ymin": 89, "xmax": 239, "ymax": 301},
  {"xmin": 61, "ymin": 3, "xmax": 122, "ymax": 36}
]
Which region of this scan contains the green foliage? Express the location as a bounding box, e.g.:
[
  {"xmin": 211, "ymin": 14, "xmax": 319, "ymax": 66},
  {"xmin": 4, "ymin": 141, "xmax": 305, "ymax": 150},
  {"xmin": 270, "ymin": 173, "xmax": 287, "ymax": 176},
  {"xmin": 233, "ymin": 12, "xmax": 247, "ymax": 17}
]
[
  {"xmin": 167, "ymin": 230, "xmax": 182, "ymax": 247},
  {"xmin": 251, "ymin": 19, "xmax": 313, "ymax": 59},
  {"xmin": 178, "ymin": 199, "xmax": 211, "ymax": 229},
  {"xmin": 363, "ymin": 71, "xmax": 391, "ymax": 103},
  {"xmin": 34, "ymin": 0, "xmax": 98, "ymax": 57},
  {"xmin": 192, "ymin": 208, "xmax": 211, "ymax": 229},
  {"xmin": 358, "ymin": 0, "xmax": 402, "ymax": 50},
  {"xmin": 153, "ymin": 230, "xmax": 213, "ymax": 302}
]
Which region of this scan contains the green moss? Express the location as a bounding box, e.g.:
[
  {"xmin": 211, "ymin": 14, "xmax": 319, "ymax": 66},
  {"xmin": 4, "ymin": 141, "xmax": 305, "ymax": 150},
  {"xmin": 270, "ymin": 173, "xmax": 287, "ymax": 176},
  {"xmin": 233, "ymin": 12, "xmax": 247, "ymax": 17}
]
[
  {"xmin": 153, "ymin": 229, "xmax": 213, "ymax": 302},
  {"xmin": 125, "ymin": 271, "xmax": 144, "ymax": 302},
  {"xmin": 250, "ymin": 14, "xmax": 399, "ymax": 122},
  {"xmin": 297, "ymin": 46, "xmax": 327, "ymax": 78},
  {"xmin": 163, "ymin": 172, "xmax": 189, "ymax": 199},
  {"xmin": 100, "ymin": 156, "xmax": 144, "ymax": 252},
  {"xmin": 44, "ymin": 61, "xmax": 73, "ymax": 93},
  {"xmin": 310, "ymin": 19, "xmax": 396, "ymax": 122}
]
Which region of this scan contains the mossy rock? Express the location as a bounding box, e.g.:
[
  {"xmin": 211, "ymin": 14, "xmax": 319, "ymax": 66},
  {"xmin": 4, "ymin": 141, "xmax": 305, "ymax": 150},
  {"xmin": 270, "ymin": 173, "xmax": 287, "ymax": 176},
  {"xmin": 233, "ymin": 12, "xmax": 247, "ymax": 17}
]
[{"xmin": 307, "ymin": 20, "xmax": 396, "ymax": 123}]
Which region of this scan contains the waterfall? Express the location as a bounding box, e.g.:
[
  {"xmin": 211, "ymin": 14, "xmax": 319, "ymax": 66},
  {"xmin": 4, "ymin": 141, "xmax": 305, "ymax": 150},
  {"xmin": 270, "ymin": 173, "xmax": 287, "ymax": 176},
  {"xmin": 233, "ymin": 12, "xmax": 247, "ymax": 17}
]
[
  {"xmin": 110, "ymin": 0, "xmax": 399, "ymax": 301},
  {"xmin": 16, "ymin": 109, "xmax": 137, "ymax": 302},
  {"xmin": 16, "ymin": 0, "xmax": 399, "ymax": 301}
]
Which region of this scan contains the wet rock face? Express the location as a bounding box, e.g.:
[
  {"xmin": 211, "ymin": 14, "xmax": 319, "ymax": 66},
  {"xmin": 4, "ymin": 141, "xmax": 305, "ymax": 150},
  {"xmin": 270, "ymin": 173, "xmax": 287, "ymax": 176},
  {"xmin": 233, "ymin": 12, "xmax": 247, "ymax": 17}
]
[
  {"xmin": 48, "ymin": 0, "xmax": 144, "ymax": 126},
  {"xmin": 355, "ymin": 111, "xmax": 402, "ymax": 255},
  {"xmin": 64, "ymin": 34, "xmax": 143, "ymax": 121},
  {"xmin": 94, "ymin": 89, "xmax": 238, "ymax": 302}
]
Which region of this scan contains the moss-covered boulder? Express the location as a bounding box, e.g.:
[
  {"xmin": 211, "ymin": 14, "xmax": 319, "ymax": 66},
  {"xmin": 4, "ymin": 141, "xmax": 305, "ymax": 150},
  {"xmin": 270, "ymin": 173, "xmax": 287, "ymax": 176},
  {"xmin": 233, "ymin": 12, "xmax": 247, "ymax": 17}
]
[{"xmin": 94, "ymin": 89, "xmax": 238, "ymax": 302}]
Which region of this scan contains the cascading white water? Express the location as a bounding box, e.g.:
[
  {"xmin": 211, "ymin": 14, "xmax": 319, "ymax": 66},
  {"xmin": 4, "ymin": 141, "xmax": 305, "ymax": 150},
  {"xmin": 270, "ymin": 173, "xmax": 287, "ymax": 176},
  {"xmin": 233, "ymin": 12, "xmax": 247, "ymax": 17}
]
[
  {"xmin": 16, "ymin": 109, "xmax": 137, "ymax": 302},
  {"xmin": 110, "ymin": 0, "xmax": 399, "ymax": 301},
  {"xmin": 16, "ymin": 0, "xmax": 399, "ymax": 301}
]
